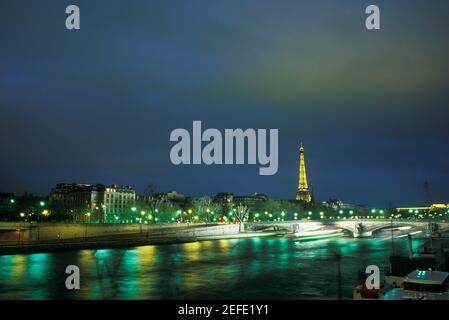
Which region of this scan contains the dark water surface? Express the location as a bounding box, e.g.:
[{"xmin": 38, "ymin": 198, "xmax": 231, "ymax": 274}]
[{"xmin": 0, "ymin": 236, "xmax": 425, "ymax": 300}]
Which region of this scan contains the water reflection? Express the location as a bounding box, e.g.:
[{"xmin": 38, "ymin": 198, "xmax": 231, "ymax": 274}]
[{"xmin": 0, "ymin": 236, "xmax": 426, "ymax": 300}]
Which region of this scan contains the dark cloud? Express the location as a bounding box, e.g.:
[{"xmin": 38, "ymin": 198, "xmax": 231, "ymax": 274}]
[{"xmin": 1, "ymin": 0, "xmax": 448, "ymax": 206}]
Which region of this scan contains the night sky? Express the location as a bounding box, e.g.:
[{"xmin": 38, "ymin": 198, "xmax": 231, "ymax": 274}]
[{"xmin": 1, "ymin": 0, "xmax": 448, "ymax": 206}]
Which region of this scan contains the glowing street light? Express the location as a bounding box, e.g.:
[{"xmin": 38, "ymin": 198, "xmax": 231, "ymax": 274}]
[
  {"xmin": 349, "ymin": 210, "xmax": 354, "ymax": 215},
  {"xmin": 131, "ymin": 207, "xmax": 137, "ymax": 212},
  {"xmin": 339, "ymin": 210, "xmax": 344, "ymax": 214},
  {"xmin": 39, "ymin": 201, "xmax": 45, "ymax": 207},
  {"xmin": 19, "ymin": 212, "xmax": 25, "ymax": 218},
  {"xmin": 10, "ymin": 199, "xmax": 15, "ymax": 204}
]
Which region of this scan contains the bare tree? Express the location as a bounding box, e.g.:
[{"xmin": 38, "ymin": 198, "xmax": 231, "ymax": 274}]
[{"xmin": 234, "ymin": 204, "xmax": 249, "ymax": 223}]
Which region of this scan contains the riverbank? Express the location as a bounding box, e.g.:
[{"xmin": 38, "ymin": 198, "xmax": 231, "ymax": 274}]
[{"xmin": 0, "ymin": 230, "xmax": 284, "ymax": 255}]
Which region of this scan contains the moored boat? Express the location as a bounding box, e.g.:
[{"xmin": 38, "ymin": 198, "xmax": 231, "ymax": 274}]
[{"xmin": 380, "ymin": 270, "xmax": 449, "ymax": 300}]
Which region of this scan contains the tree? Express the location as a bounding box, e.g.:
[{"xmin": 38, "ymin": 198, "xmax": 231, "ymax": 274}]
[
  {"xmin": 234, "ymin": 204, "xmax": 249, "ymax": 223},
  {"xmin": 192, "ymin": 196, "xmax": 216, "ymax": 222}
]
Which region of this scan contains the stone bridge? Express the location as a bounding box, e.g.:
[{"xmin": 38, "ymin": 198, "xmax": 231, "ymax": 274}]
[{"xmin": 244, "ymin": 219, "xmax": 449, "ymax": 238}]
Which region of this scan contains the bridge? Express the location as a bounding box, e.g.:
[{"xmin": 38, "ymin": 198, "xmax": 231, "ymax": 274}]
[{"xmin": 244, "ymin": 219, "xmax": 449, "ymax": 238}]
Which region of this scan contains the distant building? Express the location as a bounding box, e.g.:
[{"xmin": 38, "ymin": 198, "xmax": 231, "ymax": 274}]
[
  {"xmin": 321, "ymin": 199, "xmax": 370, "ymax": 213},
  {"xmin": 213, "ymin": 192, "xmax": 234, "ymax": 208},
  {"xmin": 396, "ymin": 204, "xmax": 449, "ymax": 213},
  {"xmin": 154, "ymin": 191, "xmax": 186, "ymax": 203},
  {"xmin": 138, "ymin": 190, "xmax": 187, "ymax": 208},
  {"xmin": 49, "ymin": 183, "xmax": 136, "ymax": 223},
  {"xmin": 213, "ymin": 192, "xmax": 269, "ymax": 211},
  {"xmin": 234, "ymin": 193, "xmax": 269, "ymax": 210}
]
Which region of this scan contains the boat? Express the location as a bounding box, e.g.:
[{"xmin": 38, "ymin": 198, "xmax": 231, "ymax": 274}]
[
  {"xmin": 384, "ymin": 234, "xmax": 449, "ymax": 287},
  {"xmin": 379, "ymin": 270, "xmax": 449, "ymax": 300},
  {"xmin": 354, "ymin": 233, "xmax": 446, "ymax": 299}
]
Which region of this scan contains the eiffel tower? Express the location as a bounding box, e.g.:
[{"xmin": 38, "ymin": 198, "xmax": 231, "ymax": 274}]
[{"xmin": 296, "ymin": 143, "xmax": 312, "ymax": 203}]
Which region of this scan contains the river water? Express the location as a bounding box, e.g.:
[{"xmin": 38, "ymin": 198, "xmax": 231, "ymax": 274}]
[{"xmin": 0, "ymin": 235, "xmax": 425, "ymax": 300}]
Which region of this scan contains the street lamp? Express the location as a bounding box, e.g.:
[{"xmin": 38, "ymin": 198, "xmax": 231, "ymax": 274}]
[{"xmin": 39, "ymin": 201, "xmax": 45, "ymax": 207}]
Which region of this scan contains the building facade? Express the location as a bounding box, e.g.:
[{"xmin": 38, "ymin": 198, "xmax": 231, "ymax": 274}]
[{"xmin": 49, "ymin": 183, "xmax": 136, "ymax": 223}]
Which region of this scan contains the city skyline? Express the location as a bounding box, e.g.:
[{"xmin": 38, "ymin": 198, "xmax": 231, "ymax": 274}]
[
  {"xmin": 1, "ymin": 1, "xmax": 449, "ymax": 206},
  {"xmin": 2, "ymin": 1, "xmax": 449, "ymax": 305}
]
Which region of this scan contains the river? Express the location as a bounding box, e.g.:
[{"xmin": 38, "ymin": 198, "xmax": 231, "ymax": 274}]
[{"xmin": 0, "ymin": 235, "xmax": 425, "ymax": 300}]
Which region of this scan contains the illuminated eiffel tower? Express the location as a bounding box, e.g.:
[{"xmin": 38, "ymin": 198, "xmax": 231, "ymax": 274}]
[{"xmin": 296, "ymin": 143, "xmax": 312, "ymax": 203}]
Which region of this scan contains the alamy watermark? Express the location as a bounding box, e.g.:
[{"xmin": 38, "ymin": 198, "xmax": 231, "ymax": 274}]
[
  {"xmin": 64, "ymin": 4, "xmax": 380, "ymax": 31},
  {"xmin": 365, "ymin": 265, "xmax": 380, "ymax": 289},
  {"xmin": 169, "ymin": 121, "xmax": 278, "ymax": 175},
  {"xmin": 65, "ymin": 265, "xmax": 80, "ymax": 290}
]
